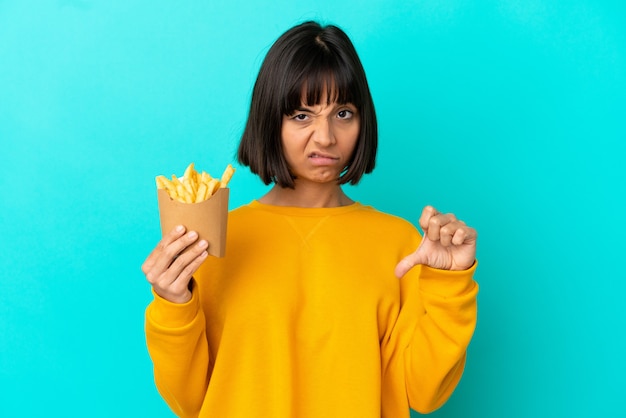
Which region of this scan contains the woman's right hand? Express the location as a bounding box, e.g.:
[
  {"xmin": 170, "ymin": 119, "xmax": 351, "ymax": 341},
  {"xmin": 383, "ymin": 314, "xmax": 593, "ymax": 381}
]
[{"xmin": 142, "ymin": 225, "xmax": 209, "ymax": 304}]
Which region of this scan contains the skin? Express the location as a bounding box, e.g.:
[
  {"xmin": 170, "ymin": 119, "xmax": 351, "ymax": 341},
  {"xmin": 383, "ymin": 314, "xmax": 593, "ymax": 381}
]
[
  {"xmin": 260, "ymin": 99, "xmax": 359, "ymax": 208},
  {"xmin": 142, "ymin": 97, "xmax": 477, "ymax": 304},
  {"xmin": 142, "ymin": 226, "xmax": 207, "ymax": 304}
]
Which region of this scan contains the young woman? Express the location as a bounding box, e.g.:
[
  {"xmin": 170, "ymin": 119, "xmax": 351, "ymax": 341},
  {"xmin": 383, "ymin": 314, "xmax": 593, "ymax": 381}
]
[{"xmin": 142, "ymin": 21, "xmax": 478, "ymax": 418}]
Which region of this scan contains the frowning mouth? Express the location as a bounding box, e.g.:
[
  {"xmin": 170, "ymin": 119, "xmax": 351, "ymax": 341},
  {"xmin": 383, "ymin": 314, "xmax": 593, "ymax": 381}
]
[
  {"xmin": 308, "ymin": 152, "xmax": 338, "ymax": 160},
  {"xmin": 307, "ymin": 152, "xmax": 340, "ymax": 167}
]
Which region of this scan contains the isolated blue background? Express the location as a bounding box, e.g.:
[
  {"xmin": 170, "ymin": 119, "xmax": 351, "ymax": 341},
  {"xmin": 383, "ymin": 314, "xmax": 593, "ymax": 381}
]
[{"xmin": 1, "ymin": 1, "xmax": 624, "ymax": 417}]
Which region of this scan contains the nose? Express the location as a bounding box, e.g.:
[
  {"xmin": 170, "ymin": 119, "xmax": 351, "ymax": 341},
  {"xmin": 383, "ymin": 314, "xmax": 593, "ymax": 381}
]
[{"xmin": 312, "ymin": 118, "xmax": 336, "ymax": 147}]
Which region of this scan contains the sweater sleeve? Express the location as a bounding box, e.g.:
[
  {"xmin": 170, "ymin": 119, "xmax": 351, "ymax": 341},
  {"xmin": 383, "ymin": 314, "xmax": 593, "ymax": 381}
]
[
  {"xmin": 404, "ymin": 261, "xmax": 479, "ymax": 413},
  {"xmin": 144, "ymin": 286, "xmax": 210, "ymax": 417}
]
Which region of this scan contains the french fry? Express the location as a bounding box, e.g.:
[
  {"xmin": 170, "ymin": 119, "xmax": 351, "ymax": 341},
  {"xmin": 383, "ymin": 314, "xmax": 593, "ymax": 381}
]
[
  {"xmin": 201, "ymin": 171, "xmax": 212, "ymax": 185},
  {"xmin": 170, "ymin": 174, "xmax": 183, "ymax": 188},
  {"xmin": 156, "ymin": 175, "xmax": 177, "ymax": 195},
  {"xmin": 220, "ymin": 164, "xmax": 235, "ymax": 188},
  {"xmin": 195, "ymin": 182, "xmax": 208, "ymax": 203},
  {"xmin": 183, "ymin": 162, "xmax": 195, "ymax": 181},
  {"xmin": 176, "ymin": 184, "xmax": 192, "ymax": 203},
  {"xmin": 206, "ymin": 178, "xmax": 220, "ymax": 196},
  {"xmin": 155, "ymin": 175, "xmax": 169, "ymax": 190},
  {"xmin": 183, "ymin": 180, "xmax": 194, "ymax": 196},
  {"xmin": 156, "ymin": 162, "xmax": 235, "ymax": 204},
  {"xmin": 183, "ymin": 163, "xmax": 198, "ymax": 194}
]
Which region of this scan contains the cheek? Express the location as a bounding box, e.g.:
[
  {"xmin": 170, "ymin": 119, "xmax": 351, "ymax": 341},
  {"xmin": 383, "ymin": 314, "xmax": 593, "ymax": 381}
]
[
  {"xmin": 280, "ymin": 128, "xmax": 307, "ymax": 165},
  {"xmin": 341, "ymin": 126, "xmax": 360, "ymax": 154}
]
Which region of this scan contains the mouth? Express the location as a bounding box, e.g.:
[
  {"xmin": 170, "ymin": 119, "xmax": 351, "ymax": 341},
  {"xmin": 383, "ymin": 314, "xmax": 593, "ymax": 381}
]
[
  {"xmin": 308, "ymin": 152, "xmax": 340, "ymax": 167},
  {"xmin": 308, "ymin": 152, "xmax": 339, "ymax": 160}
]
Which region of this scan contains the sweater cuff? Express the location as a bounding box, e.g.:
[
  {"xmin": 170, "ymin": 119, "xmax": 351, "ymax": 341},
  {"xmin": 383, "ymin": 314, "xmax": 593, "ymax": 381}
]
[
  {"xmin": 419, "ymin": 260, "xmax": 478, "ymax": 298},
  {"xmin": 148, "ymin": 287, "xmax": 201, "ymax": 329}
]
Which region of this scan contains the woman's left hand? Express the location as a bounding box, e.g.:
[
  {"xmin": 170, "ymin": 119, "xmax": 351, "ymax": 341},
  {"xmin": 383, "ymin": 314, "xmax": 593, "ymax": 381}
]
[{"xmin": 395, "ymin": 205, "xmax": 477, "ymax": 278}]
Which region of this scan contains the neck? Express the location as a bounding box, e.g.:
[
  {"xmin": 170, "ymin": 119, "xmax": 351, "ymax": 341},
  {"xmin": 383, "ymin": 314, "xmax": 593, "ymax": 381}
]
[{"xmin": 259, "ymin": 182, "xmax": 354, "ymax": 208}]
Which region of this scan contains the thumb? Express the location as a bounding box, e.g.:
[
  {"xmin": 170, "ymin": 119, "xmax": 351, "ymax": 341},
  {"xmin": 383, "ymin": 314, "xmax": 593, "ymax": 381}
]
[
  {"xmin": 394, "ymin": 233, "xmax": 429, "ymax": 279},
  {"xmin": 394, "ymin": 251, "xmax": 427, "ymax": 279}
]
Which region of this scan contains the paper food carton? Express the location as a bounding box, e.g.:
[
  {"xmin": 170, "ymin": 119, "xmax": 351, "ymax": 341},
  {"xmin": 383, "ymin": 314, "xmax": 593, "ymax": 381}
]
[{"xmin": 157, "ymin": 187, "xmax": 229, "ymax": 257}]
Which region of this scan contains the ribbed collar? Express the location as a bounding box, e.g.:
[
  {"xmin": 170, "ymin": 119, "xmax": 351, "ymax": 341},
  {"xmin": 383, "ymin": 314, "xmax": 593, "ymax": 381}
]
[{"xmin": 246, "ymin": 200, "xmax": 364, "ymax": 217}]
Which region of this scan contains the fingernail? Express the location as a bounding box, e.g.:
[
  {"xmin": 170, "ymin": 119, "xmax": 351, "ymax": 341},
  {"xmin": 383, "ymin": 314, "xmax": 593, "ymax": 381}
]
[
  {"xmin": 175, "ymin": 225, "xmax": 185, "ymax": 232},
  {"xmin": 188, "ymin": 231, "xmax": 198, "ymax": 240},
  {"xmin": 198, "ymin": 240, "xmax": 208, "ymax": 249}
]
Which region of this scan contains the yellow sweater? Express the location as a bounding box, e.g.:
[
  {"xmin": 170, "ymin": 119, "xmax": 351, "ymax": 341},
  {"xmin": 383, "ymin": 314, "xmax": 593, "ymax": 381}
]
[{"xmin": 145, "ymin": 201, "xmax": 478, "ymax": 418}]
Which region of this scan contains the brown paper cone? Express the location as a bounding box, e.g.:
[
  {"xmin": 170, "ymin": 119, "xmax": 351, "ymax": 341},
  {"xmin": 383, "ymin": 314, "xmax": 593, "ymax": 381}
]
[{"xmin": 157, "ymin": 187, "xmax": 229, "ymax": 257}]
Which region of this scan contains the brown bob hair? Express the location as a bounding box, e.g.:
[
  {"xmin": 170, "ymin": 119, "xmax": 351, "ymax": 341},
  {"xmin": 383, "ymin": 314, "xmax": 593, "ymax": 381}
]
[{"xmin": 237, "ymin": 21, "xmax": 377, "ymax": 188}]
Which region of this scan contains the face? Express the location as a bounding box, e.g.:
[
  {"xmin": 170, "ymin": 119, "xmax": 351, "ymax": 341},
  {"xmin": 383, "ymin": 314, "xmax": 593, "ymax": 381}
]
[{"xmin": 281, "ymin": 98, "xmax": 360, "ymax": 186}]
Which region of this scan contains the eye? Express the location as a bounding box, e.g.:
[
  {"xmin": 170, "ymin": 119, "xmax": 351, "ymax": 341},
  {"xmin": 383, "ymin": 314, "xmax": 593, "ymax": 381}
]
[
  {"xmin": 337, "ymin": 109, "xmax": 354, "ymax": 120},
  {"xmin": 291, "ymin": 113, "xmax": 309, "ymax": 121}
]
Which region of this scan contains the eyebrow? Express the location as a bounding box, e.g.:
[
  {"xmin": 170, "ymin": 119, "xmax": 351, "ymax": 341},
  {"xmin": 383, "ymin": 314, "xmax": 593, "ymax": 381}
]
[{"xmin": 293, "ymin": 102, "xmax": 356, "ymax": 112}]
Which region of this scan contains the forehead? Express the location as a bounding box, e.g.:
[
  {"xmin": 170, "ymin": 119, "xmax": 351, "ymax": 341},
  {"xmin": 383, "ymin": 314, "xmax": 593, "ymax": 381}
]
[
  {"xmin": 286, "ymin": 73, "xmax": 356, "ymax": 114},
  {"xmin": 300, "ymin": 80, "xmax": 343, "ymax": 104}
]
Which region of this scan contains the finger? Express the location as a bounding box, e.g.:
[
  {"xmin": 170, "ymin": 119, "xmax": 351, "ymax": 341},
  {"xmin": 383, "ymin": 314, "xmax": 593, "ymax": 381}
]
[
  {"xmin": 151, "ymin": 238, "xmax": 208, "ymax": 299},
  {"xmin": 418, "ymin": 205, "xmax": 438, "ymax": 232},
  {"xmin": 150, "ymin": 243, "xmax": 209, "ymax": 304},
  {"xmin": 394, "ymin": 250, "xmax": 427, "ymax": 279},
  {"xmin": 164, "ymin": 225, "xmax": 188, "ymax": 245},
  {"xmin": 452, "ymin": 226, "xmax": 477, "ymax": 246},
  {"xmin": 168, "ymin": 239, "xmax": 209, "ymax": 282},
  {"xmin": 426, "ymin": 213, "xmax": 458, "ymax": 242},
  {"xmin": 155, "ymin": 231, "xmax": 201, "ymax": 275},
  {"xmin": 166, "ymin": 240, "xmax": 209, "ymax": 292},
  {"xmin": 144, "ymin": 231, "xmax": 200, "ymax": 284},
  {"xmin": 448, "ymin": 227, "xmax": 465, "ymax": 246},
  {"xmin": 394, "ymin": 256, "xmax": 415, "ymax": 279},
  {"xmin": 142, "ymin": 225, "xmax": 186, "ymax": 273},
  {"xmin": 439, "ymin": 220, "xmax": 465, "ymax": 246}
]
